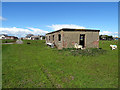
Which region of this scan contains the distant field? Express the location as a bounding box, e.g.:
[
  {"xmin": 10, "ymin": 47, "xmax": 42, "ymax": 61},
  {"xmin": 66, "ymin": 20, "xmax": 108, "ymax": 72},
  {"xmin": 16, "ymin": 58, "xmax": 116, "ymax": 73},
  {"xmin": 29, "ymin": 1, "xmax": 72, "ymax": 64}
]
[
  {"xmin": 2, "ymin": 39, "xmax": 17, "ymax": 43},
  {"xmin": 2, "ymin": 40, "xmax": 118, "ymax": 88}
]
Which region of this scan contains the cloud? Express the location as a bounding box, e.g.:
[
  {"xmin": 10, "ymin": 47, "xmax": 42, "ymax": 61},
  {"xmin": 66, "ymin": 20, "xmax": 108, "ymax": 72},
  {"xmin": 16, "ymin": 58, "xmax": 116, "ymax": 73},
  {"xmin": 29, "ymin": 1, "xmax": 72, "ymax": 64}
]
[
  {"xmin": 47, "ymin": 24, "xmax": 118, "ymax": 37},
  {"xmin": 27, "ymin": 27, "xmax": 49, "ymax": 35},
  {"xmin": 0, "ymin": 16, "xmax": 6, "ymax": 21},
  {"xmin": 0, "ymin": 26, "xmax": 118, "ymax": 38},
  {"xmin": 0, "ymin": 27, "xmax": 49, "ymax": 37},
  {"xmin": 100, "ymin": 31, "xmax": 113, "ymax": 35},
  {"xmin": 100, "ymin": 31, "xmax": 118, "ymax": 37},
  {"xmin": 47, "ymin": 24, "xmax": 85, "ymax": 30}
]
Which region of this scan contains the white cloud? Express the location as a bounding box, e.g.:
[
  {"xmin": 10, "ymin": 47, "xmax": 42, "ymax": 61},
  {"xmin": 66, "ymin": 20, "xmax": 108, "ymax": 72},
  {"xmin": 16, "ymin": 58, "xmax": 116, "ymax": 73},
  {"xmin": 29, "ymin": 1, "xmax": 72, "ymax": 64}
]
[
  {"xmin": 0, "ymin": 26, "xmax": 118, "ymax": 38},
  {"xmin": 100, "ymin": 31, "xmax": 118, "ymax": 37},
  {"xmin": 27, "ymin": 27, "xmax": 49, "ymax": 35},
  {"xmin": 113, "ymin": 35, "xmax": 118, "ymax": 37},
  {"xmin": 0, "ymin": 27, "xmax": 49, "ymax": 37},
  {"xmin": 47, "ymin": 24, "xmax": 119, "ymax": 37},
  {"xmin": 100, "ymin": 31, "xmax": 113, "ymax": 35},
  {"xmin": 0, "ymin": 16, "xmax": 6, "ymax": 21},
  {"xmin": 47, "ymin": 24, "xmax": 85, "ymax": 30}
]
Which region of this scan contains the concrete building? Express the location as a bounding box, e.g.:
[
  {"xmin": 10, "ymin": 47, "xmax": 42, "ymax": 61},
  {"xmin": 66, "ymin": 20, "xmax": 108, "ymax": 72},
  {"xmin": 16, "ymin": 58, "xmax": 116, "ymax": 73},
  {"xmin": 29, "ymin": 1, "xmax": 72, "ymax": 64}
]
[{"xmin": 46, "ymin": 28, "xmax": 100, "ymax": 49}]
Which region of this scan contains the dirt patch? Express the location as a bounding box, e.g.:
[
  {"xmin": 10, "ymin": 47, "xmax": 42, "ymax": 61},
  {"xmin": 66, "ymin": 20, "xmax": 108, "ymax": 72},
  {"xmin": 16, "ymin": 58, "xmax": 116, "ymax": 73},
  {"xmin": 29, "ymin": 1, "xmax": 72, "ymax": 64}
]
[
  {"xmin": 55, "ymin": 84, "xmax": 62, "ymax": 88},
  {"xmin": 38, "ymin": 82, "xmax": 45, "ymax": 87},
  {"xmin": 62, "ymin": 75, "xmax": 74, "ymax": 83}
]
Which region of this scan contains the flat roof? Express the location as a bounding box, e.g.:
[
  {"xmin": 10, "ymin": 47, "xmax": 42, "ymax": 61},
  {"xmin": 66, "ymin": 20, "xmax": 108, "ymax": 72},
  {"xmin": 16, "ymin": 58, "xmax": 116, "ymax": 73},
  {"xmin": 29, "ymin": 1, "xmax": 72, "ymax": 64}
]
[{"xmin": 46, "ymin": 28, "xmax": 100, "ymax": 35}]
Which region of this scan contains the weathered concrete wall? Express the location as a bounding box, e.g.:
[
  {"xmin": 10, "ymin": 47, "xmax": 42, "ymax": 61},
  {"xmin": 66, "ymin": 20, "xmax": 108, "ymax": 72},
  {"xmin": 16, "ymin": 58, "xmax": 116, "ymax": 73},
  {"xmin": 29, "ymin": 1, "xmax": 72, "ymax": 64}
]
[
  {"xmin": 85, "ymin": 32, "xmax": 99, "ymax": 48},
  {"xmin": 46, "ymin": 30, "xmax": 99, "ymax": 49},
  {"xmin": 62, "ymin": 32, "xmax": 79, "ymax": 48},
  {"xmin": 46, "ymin": 30, "xmax": 63, "ymax": 49},
  {"xmin": 62, "ymin": 31, "xmax": 99, "ymax": 48}
]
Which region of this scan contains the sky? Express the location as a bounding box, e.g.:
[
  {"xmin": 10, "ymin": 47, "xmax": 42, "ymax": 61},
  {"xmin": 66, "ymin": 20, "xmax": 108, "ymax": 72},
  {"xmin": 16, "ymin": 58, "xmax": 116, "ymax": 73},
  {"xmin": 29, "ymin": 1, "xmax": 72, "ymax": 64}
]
[{"xmin": 0, "ymin": 2, "xmax": 118, "ymax": 37}]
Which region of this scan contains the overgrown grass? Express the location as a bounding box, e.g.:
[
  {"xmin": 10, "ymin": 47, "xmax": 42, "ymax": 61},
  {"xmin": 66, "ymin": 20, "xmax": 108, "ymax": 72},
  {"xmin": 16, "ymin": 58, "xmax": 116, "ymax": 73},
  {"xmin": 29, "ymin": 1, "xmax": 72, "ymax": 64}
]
[
  {"xmin": 2, "ymin": 40, "xmax": 118, "ymax": 88},
  {"xmin": 59, "ymin": 48, "xmax": 107, "ymax": 56}
]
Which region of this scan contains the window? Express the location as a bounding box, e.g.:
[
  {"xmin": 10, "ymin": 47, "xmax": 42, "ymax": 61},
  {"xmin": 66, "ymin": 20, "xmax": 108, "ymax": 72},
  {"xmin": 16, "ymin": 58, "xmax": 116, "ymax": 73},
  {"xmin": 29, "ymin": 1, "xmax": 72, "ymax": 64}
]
[
  {"xmin": 58, "ymin": 34, "xmax": 61, "ymax": 41},
  {"xmin": 53, "ymin": 35, "xmax": 54, "ymax": 41},
  {"xmin": 49, "ymin": 36, "xmax": 50, "ymax": 41}
]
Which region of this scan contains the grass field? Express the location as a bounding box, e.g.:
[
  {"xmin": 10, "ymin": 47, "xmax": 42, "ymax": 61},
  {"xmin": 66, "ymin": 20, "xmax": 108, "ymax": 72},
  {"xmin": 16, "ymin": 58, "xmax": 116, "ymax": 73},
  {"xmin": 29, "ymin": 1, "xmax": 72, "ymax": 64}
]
[
  {"xmin": 2, "ymin": 39, "xmax": 17, "ymax": 43},
  {"xmin": 2, "ymin": 40, "xmax": 118, "ymax": 88}
]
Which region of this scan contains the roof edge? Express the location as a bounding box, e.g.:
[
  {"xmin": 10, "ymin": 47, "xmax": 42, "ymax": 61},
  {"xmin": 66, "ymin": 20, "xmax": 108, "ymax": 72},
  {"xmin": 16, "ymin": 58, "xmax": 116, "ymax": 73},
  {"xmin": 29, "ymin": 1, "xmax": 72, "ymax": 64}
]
[{"xmin": 46, "ymin": 28, "xmax": 100, "ymax": 35}]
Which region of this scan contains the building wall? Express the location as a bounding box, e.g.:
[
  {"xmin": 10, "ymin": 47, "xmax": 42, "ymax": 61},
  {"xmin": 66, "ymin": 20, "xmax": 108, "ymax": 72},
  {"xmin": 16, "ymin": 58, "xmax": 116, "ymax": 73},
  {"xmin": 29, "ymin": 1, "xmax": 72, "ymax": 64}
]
[
  {"xmin": 85, "ymin": 32, "xmax": 99, "ymax": 48},
  {"xmin": 63, "ymin": 31, "xmax": 99, "ymax": 48},
  {"xmin": 46, "ymin": 30, "xmax": 64, "ymax": 49},
  {"xmin": 46, "ymin": 30, "xmax": 99, "ymax": 49}
]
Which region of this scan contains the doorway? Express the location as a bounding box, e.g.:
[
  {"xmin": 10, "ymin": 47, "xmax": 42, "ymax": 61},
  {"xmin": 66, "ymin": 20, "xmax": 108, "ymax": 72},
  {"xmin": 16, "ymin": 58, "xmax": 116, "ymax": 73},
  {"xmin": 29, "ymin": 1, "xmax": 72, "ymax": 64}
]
[{"xmin": 79, "ymin": 34, "xmax": 85, "ymax": 48}]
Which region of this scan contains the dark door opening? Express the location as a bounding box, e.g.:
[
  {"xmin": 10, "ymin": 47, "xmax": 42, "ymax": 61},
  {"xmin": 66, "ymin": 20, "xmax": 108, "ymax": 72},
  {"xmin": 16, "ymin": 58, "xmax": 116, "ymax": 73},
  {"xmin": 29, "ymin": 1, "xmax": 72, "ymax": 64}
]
[{"xmin": 79, "ymin": 34, "xmax": 85, "ymax": 48}]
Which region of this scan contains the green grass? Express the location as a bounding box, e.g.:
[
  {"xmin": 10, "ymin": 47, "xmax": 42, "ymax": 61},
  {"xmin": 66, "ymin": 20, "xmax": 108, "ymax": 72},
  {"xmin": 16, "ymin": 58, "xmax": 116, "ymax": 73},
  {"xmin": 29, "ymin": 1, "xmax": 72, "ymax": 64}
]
[
  {"xmin": 2, "ymin": 40, "xmax": 118, "ymax": 88},
  {"xmin": 2, "ymin": 39, "xmax": 17, "ymax": 43}
]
